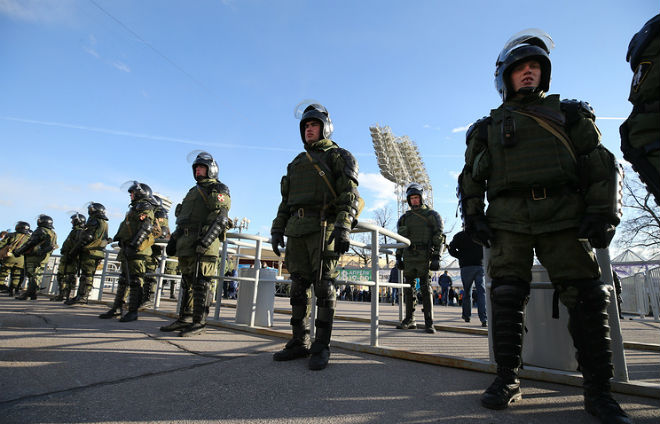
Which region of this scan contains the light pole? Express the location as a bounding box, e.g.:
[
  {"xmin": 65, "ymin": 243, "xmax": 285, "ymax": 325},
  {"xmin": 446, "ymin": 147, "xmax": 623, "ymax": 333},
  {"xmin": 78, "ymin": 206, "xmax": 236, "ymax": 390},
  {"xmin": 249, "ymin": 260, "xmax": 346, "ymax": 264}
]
[
  {"xmin": 370, "ymin": 125, "xmax": 433, "ymax": 216},
  {"xmin": 231, "ymin": 217, "xmax": 250, "ymax": 269}
]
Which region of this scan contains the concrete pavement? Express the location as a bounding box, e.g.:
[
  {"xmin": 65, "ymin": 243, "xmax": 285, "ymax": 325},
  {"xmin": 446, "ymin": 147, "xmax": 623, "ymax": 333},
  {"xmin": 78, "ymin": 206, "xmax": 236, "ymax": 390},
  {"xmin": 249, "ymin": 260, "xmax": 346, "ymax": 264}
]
[{"xmin": 0, "ymin": 294, "xmax": 658, "ymax": 424}]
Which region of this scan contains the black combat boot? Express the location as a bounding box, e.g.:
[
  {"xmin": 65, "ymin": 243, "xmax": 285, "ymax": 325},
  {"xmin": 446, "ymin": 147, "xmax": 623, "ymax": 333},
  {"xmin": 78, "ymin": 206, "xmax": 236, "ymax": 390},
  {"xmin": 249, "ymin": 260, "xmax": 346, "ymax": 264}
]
[
  {"xmin": 179, "ymin": 279, "xmax": 210, "ymax": 337},
  {"xmin": 65, "ymin": 277, "xmax": 90, "ymax": 305},
  {"xmin": 421, "ymin": 281, "xmax": 436, "ymax": 333},
  {"xmin": 481, "ymin": 367, "xmax": 522, "ymax": 409},
  {"xmin": 99, "ymin": 302, "xmax": 123, "ymax": 319},
  {"xmin": 161, "ymin": 287, "xmax": 193, "ymax": 331},
  {"xmin": 481, "ymin": 279, "xmax": 529, "ymax": 410},
  {"xmin": 396, "ymin": 287, "xmax": 417, "ymax": 329},
  {"xmin": 308, "ymin": 302, "xmax": 334, "ymax": 371},
  {"xmin": 15, "ymin": 290, "xmax": 37, "ymax": 300},
  {"xmin": 119, "ymin": 279, "xmax": 141, "ymax": 322},
  {"xmin": 274, "ymin": 300, "xmax": 312, "ymax": 360},
  {"xmin": 566, "ymin": 282, "xmax": 632, "ymax": 424}
]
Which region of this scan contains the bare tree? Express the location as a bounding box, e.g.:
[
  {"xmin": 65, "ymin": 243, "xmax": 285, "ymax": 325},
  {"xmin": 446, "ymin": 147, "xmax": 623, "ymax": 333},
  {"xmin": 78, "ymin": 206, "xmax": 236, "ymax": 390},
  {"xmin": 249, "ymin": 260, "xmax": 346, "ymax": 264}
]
[
  {"xmin": 373, "ymin": 205, "xmax": 395, "ymax": 267},
  {"xmin": 616, "ymin": 168, "xmax": 660, "ymax": 252},
  {"xmin": 349, "ymin": 231, "xmax": 371, "ymax": 267}
]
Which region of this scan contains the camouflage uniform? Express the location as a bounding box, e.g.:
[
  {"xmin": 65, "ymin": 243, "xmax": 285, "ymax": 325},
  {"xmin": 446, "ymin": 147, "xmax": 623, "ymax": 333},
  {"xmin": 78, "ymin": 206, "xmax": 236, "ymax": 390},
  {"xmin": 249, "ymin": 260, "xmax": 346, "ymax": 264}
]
[
  {"xmin": 54, "ymin": 214, "xmax": 85, "ymax": 301},
  {"xmin": 458, "ymin": 30, "xmax": 630, "ymax": 423},
  {"xmin": 395, "ymin": 186, "xmax": 444, "ymax": 333},
  {"xmin": 0, "ymin": 223, "xmax": 31, "ymax": 296},
  {"xmin": 68, "ymin": 203, "xmax": 109, "ymax": 305},
  {"xmin": 160, "ymin": 152, "xmax": 231, "ymax": 337},
  {"xmin": 106, "ymin": 183, "xmax": 156, "ymax": 322},
  {"xmin": 271, "ymin": 103, "xmax": 360, "ymax": 370},
  {"xmin": 620, "ymin": 14, "xmax": 660, "ymax": 205},
  {"xmin": 14, "ymin": 215, "xmax": 57, "ymax": 300}
]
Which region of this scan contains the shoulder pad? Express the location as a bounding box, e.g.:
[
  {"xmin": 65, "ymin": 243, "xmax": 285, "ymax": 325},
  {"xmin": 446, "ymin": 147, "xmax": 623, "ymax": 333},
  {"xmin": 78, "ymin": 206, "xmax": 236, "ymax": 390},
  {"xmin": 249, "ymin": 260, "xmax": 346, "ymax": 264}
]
[
  {"xmin": 212, "ymin": 182, "xmax": 230, "ymax": 196},
  {"xmin": 133, "ymin": 200, "xmax": 154, "ymax": 213},
  {"xmin": 561, "ymin": 99, "xmax": 595, "ymax": 125},
  {"xmin": 337, "ymin": 148, "xmax": 359, "ymax": 184},
  {"xmin": 428, "ymin": 210, "xmax": 444, "ymax": 231},
  {"xmin": 465, "ymin": 116, "xmax": 491, "ymax": 144}
]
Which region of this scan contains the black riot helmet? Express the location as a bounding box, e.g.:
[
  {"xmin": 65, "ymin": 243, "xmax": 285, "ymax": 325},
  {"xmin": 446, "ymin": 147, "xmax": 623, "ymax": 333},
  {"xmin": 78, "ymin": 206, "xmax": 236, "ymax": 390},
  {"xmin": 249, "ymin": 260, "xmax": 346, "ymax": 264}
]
[
  {"xmin": 87, "ymin": 202, "xmax": 108, "ymax": 220},
  {"xmin": 15, "ymin": 221, "xmax": 30, "ymax": 234},
  {"xmin": 191, "ymin": 151, "xmax": 219, "ymax": 180},
  {"xmin": 495, "ymin": 29, "xmax": 554, "ymax": 101},
  {"xmin": 406, "ymin": 183, "xmax": 424, "ymax": 207},
  {"xmin": 70, "ymin": 213, "xmax": 86, "ymax": 227},
  {"xmin": 299, "ymin": 103, "xmax": 333, "ymax": 143},
  {"xmin": 37, "ymin": 214, "xmax": 54, "ymax": 229},
  {"xmin": 127, "ymin": 181, "xmax": 152, "ymax": 201}
]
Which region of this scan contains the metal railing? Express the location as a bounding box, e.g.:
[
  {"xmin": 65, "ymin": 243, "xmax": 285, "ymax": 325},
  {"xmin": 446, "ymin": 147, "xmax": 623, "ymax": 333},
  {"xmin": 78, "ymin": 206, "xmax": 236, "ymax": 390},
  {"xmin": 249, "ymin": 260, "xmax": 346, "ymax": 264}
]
[{"xmin": 620, "ymin": 266, "xmax": 660, "ymax": 321}]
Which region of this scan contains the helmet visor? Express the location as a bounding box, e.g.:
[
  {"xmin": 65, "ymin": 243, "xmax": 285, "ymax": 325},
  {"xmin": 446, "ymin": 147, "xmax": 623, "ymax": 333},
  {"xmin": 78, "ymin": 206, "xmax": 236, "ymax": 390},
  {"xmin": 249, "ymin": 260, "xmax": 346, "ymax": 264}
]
[{"xmin": 497, "ymin": 28, "xmax": 554, "ymax": 65}]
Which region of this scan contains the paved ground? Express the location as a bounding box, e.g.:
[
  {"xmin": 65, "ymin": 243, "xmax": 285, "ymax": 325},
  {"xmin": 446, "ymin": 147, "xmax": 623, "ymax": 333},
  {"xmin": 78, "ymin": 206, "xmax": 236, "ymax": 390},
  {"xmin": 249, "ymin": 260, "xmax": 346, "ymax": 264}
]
[{"xmin": 0, "ymin": 294, "xmax": 658, "ymax": 424}]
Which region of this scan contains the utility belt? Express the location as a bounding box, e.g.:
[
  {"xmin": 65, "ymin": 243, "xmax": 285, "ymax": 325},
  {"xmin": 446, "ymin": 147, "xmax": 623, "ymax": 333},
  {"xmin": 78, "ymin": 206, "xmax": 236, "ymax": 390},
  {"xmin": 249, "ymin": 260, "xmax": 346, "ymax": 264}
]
[
  {"xmin": 407, "ymin": 242, "xmax": 430, "ymax": 251},
  {"xmin": 632, "ymin": 100, "xmax": 660, "ymax": 114},
  {"xmin": 178, "ymin": 225, "xmax": 201, "ymax": 237},
  {"xmin": 290, "ymin": 207, "xmax": 322, "ymax": 218},
  {"xmin": 495, "ymin": 184, "xmax": 580, "ymax": 201}
]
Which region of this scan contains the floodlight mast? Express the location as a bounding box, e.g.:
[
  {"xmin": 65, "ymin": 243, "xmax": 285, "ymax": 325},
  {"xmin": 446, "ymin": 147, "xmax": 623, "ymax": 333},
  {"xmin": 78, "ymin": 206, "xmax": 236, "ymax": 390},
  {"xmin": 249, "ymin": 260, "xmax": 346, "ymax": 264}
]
[{"xmin": 370, "ymin": 125, "xmax": 433, "ymax": 217}]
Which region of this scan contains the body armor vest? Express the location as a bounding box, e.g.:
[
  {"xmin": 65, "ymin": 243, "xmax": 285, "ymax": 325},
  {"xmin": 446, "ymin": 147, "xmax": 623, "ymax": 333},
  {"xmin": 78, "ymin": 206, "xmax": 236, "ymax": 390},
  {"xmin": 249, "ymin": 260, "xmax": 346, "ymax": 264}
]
[
  {"xmin": 83, "ymin": 218, "xmax": 109, "ymax": 259},
  {"xmin": 485, "ymin": 95, "xmax": 578, "ymax": 199},
  {"xmin": 286, "ymin": 151, "xmax": 335, "ymax": 211},
  {"xmin": 402, "ymin": 208, "xmax": 434, "ymax": 247}
]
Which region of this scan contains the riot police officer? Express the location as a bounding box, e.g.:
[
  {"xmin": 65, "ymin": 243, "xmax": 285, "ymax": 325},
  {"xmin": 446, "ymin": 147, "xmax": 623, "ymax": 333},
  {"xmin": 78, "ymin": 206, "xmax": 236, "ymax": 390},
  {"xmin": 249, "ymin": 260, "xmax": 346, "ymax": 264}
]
[
  {"xmin": 54, "ymin": 213, "xmax": 85, "ymax": 302},
  {"xmin": 0, "ymin": 221, "xmax": 31, "ymax": 296},
  {"xmin": 620, "ymin": 14, "xmax": 660, "ymax": 206},
  {"xmin": 142, "ymin": 196, "xmax": 169, "ymax": 307},
  {"xmin": 160, "ymin": 152, "xmax": 231, "ymax": 337},
  {"xmin": 100, "ymin": 183, "xmax": 156, "ymax": 321},
  {"xmin": 270, "ymin": 103, "xmax": 361, "ymax": 370},
  {"xmin": 14, "ymin": 215, "xmax": 58, "ymax": 300},
  {"xmin": 458, "ymin": 30, "xmax": 629, "ymax": 423},
  {"xmin": 67, "ymin": 202, "xmax": 110, "ymax": 305},
  {"xmin": 395, "ymin": 183, "xmax": 445, "ymax": 333}
]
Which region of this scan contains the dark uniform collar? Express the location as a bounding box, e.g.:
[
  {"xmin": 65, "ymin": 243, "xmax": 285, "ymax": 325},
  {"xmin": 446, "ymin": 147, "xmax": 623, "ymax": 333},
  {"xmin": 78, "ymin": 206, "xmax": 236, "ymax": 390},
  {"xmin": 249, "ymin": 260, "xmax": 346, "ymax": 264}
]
[{"xmin": 304, "ymin": 138, "xmax": 336, "ymax": 152}]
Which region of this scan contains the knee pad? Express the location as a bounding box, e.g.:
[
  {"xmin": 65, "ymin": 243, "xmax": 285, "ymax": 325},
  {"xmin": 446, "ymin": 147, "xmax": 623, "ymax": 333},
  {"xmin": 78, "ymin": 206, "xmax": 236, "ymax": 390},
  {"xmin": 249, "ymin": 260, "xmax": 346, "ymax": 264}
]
[
  {"xmin": 491, "ymin": 279, "xmax": 530, "ymax": 309},
  {"xmin": 289, "ymin": 274, "xmax": 309, "ymax": 306},
  {"xmin": 556, "ymin": 279, "xmax": 608, "ymax": 310},
  {"xmin": 314, "ymin": 277, "xmax": 336, "ymax": 301}
]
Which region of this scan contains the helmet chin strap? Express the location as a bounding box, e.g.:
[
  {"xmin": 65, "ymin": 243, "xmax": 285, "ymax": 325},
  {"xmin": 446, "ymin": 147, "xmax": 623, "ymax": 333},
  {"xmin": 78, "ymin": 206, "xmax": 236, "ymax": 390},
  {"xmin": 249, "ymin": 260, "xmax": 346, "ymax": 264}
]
[{"xmin": 515, "ymin": 86, "xmax": 542, "ymax": 96}]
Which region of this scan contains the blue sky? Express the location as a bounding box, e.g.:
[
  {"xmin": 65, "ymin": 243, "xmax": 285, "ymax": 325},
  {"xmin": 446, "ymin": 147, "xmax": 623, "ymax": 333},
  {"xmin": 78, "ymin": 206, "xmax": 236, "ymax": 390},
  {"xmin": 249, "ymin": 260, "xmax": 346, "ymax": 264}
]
[{"xmin": 0, "ymin": 0, "xmax": 657, "ymax": 252}]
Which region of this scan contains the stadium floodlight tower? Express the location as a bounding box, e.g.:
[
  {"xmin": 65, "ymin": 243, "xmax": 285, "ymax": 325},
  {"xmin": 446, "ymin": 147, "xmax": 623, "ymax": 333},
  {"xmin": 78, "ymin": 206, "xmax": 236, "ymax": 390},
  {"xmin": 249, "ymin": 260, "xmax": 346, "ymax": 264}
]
[{"xmin": 370, "ymin": 125, "xmax": 433, "ymax": 217}]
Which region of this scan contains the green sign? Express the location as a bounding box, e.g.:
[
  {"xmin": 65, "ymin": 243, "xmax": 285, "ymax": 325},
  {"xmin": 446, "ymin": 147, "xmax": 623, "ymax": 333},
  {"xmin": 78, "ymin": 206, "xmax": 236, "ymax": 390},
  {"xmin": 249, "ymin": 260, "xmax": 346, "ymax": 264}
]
[{"xmin": 338, "ymin": 268, "xmax": 372, "ymax": 282}]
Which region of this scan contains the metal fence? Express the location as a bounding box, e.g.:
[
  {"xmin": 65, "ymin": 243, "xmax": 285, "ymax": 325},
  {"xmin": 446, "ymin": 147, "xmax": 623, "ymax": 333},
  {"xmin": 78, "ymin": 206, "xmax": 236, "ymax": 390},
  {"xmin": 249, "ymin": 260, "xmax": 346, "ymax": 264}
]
[{"xmin": 620, "ymin": 266, "xmax": 660, "ymax": 322}]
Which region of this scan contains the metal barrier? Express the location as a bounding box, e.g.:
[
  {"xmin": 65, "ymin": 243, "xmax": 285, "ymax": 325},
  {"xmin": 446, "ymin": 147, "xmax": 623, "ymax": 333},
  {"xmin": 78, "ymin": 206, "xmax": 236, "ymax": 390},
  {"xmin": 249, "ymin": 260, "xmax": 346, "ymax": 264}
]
[{"xmin": 620, "ymin": 266, "xmax": 660, "ymax": 321}]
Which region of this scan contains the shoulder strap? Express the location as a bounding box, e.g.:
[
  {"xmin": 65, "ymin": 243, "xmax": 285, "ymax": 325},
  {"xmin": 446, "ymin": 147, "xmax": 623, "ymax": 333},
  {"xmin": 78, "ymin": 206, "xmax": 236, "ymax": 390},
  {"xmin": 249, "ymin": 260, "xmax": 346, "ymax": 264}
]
[
  {"xmin": 305, "ymin": 151, "xmax": 338, "ymax": 199},
  {"xmin": 513, "ymin": 109, "xmax": 577, "ymax": 163}
]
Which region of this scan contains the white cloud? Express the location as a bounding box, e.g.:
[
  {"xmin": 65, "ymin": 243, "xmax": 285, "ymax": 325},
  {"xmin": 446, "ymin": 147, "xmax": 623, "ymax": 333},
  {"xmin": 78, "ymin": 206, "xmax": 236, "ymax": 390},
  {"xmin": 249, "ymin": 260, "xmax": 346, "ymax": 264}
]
[
  {"xmin": 358, "ymin": 172, "xmax": 397, "ymax": 211},
  {"xmin": 83, "ymin": 46, "xmax": 99, "ymax": 58},
  {"xmin": 0, "ymin": 0, "xmax": 76, "ymax": 23},
  {"xmin": 449, "ymin": 170, "xmax": 461, "ymax": 180},
  {"xmin": 88, "ymin": 182, "xmax": 120, "ymax": 192},
  {"xmin": 112, "ymin": 61, "xmax": 131, "ymax": 73},
  {"xmin": 596, "ymin": 117, "xmax": 626, "ymax": 121},
  {"xmin": 451, "ymin": 125, "xmax": 471, "ymax": 133}
]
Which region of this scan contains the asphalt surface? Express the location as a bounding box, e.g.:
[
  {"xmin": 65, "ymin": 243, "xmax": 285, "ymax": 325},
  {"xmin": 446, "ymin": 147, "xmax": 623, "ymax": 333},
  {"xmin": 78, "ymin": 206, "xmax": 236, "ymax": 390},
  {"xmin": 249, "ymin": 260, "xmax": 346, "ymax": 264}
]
[{"xmin": 0, "ymin": 294, "xmax": 658, "ymax": 424}]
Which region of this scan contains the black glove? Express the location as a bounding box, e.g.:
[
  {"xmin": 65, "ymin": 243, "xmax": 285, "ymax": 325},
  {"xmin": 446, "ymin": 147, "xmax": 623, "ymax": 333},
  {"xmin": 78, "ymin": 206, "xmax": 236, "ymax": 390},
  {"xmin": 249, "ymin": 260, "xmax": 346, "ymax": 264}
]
[
  {"xmin": 465, "ymin": 214, "xmax": 494, "ymax": 248},
  {"xmin": 165, "ymin": 237, "xmax": 177, "ymax": 257},
  {"xmin": 329, "ymin": 226, "xmax": 351, "ymax": 255},
  {"xmin": 430, "ymin": 254, "xmax": 440, "ymax": 271},
  {"xmin": 396, "ymin": 255, "xmax": 404, "ymax": 270},
  {"xmin": 578, "ymin": 214, "xmax": 616, "ymax": 249},
  {"xmin": 271, "ymin": 231, "xmax": 285, "ymax": 257},
  {"xmin": 123, "ymin": 242, "xmax": 138, "ymax": 259}
]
